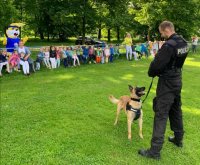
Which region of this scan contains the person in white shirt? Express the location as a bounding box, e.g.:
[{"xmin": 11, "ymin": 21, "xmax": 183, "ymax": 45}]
[
  {"xmin": 17, "ymin": 41, "xmax": 35, "ymax": 72},
  {"xmin": 192, "ymin": 36, "xmax": 198, "ymax": 53},
  {"xmin": 43, "ymin": 47, "xmax": 51, "ymax": 69}
]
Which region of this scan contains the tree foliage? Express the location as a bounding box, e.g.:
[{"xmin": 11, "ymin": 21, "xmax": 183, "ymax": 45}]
[{"xmin": 0, "ymin": 0, "xmax": 199, "ymax": 41}]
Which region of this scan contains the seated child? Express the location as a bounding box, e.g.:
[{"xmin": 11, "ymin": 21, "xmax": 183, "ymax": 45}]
[
  {"xmin": 88, "ymin": 46, "xmax": 96, "ymax": 64},
  {"xmin": 0, "ymin": 49, "xmax": 10, "ymax": 76},
  {"xmin": 72, "ymin": 47, "xmax": 80, "ymax": 67},
  {"xmin": 82, "ymin": 46, "xmax": 89, "ymax": 64},
  {"xmin": 9, "ymin": 49, "xmax": 20, "ymax": 72},
  {"xmin": 56, "ymin": 47, "xmax": 61, "ymax": 68},
  {"xmin": 59, "ymin": 47, "xmax": 67, "ymax": 68},
  {"xmin": 76, "ymin": 45, "xmax": 84, "ymax": 64},
  {"xmin": 135, "ymin": 44, "xmax": 142, "ymax": 59},
  {"xmin": 66, "ymin": 47, "xmax": 73, "ymax": 67},
  {"xmin": 35, "ymin": 47, "xmax": 44, "ymax": 70},
  {"xmin": 114, "ymin": 44, "xmax": 120, "ymax": 58},
  {"xmin": 104, "ymin": 45, "xmax": 110, "ymax": 63},
  {"xmin": 109, "ymin": 44, "xmax": 114, "ymax": 62},
  {"xmin": 49, "ymin": 46, "xmax": 57, "ymax": 69},
  {"xmin": 96, "ymin": 47, "xmax": 102, "ymax": 63},
  {"xmin": 19, "ymin": 52, "xmax": 30, "ymax": 76},
  {"xmin": 44, "ymin": 47, "xmax": 51, "ymax": 69},
  {"xmin": 131, "ymin": 45, "xmax": 138, "ymax": 61}
]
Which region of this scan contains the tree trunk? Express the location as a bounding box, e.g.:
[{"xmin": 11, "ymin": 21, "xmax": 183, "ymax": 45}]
[
  {"xmin": 117, "ymin": 26, "xmax": 120, "ymax": 42},
  {"xmin": 47, "ymin": 31, "xmax": 50, "ymax": 41},
  {"xmin": 98, "ymin": 23, "xmax": 101, "ymax": 40},
  {"xmin": 82, "ymin": 0, "xmax": 86, "ymax": 45},
  {"xmin": 38, "ymin": 28, "xmax": 44, "ymax": 40},
  {"xmin": 107, "ymin": 28, "xmax": 111, "ymax": 42},
  {"xmin": 98, "ymin": 28, "xmax": 101, "ymax": 40},
  {"xmin": 147, "ymin": 27, "xmax": 151, "ymax": 41},
  {"xmin": 82, "ymin": 16, "xmax": 86, "ymax": 44}
]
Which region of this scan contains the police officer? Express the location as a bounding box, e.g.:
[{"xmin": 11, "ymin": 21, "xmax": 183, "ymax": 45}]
[{"xmin": 138, "ymin": 21, "xmax": 189, "ymax": 160}]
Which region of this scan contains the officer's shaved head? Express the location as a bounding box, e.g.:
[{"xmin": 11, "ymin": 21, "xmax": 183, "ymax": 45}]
[
  {"xmin": 159, "ymin": 21, "xmax": 175, "ymax": 38},
  {"xmin": 159, "ymin": 21, "xmax": 175, "ymax": 31}
]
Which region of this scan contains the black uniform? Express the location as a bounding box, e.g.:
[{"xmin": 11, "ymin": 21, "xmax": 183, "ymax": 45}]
[{"xmin": 148, "ymin": 33, "xmax": 188, "ymax": 154}]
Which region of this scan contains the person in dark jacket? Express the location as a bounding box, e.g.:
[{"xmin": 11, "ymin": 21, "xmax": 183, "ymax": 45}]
[
  {"xmin": 49, "ymin": 46, "xmax": 57, "ymax": 69},
  {"xmin": 0, "ymin": 49, "xmax": 10, "ymax": 76},
  {"xmin": 138, "ymin": 21, "xmax": 189, "ymax": 160}
]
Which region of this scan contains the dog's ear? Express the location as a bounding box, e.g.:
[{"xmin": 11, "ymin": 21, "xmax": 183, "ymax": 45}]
[{"xmin": 128, "ymin": 85, "xmax": 133, "ymax": 91}]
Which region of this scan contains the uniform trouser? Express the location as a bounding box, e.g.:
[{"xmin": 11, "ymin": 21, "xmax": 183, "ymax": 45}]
[
  {"xmin": 150, "ymin": 77, "xmax": 184, "ymax": 154},
  {"xmin": 126, "ymin": 46, "xmax": 132, "ymax": 60}
]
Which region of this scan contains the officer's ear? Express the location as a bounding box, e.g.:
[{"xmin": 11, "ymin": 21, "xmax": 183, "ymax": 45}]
[{"xmin": 128, "ymin": 85, "xmax": 134, "ymax": 92}]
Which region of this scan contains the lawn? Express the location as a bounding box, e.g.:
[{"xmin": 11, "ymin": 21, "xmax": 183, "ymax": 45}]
[{"xmin": 0, "ymin": 52, "xmax": 200, "ymax": 165}]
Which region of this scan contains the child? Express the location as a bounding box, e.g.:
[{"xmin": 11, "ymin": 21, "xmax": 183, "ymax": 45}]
[
  {"xmin": 56, "ymin": 47, "xmax": 61, "ymax": 68},
  {"xmin": 153, "ymin": 40, "xmax": 159, "ymax": 56},
  {"xmin": 96, "ymin": 47, "xmax": 102, "ymax": 63},
  {"xmin": 50, "ymin": 46, "xmax": 57, "ymax": 69},
  {"xmin": 19, "ymin": 52, "xmax": 30, "ymax": 76},
  {"xmin": 72, "ymin": 47, "xmax": 80, "ymax": 67},
  {"xmin": 66, "ymin": 47, "xmax": 73, "ymax": 67},
  {"xmin": 59, "ymin": 47, "xmax": 68, "ymax": 68},
  {"xmin": 76, "ymin": 45, "xmax": 84, "ymax": 64},
  {"xmin": 88, "ymin": 46, "xmax": 96, "ymax": 64},
  {"xmin": 0, "ymin": 49, "xmax": 10, "ymax": 76},
  {"xmin": 9, "ymin": 49, "xmax": 20, "ymax": 72},
  {"xmin": 104, "ymin": 45, "xmax": 110, "ymax": 63},
  {"xmin": 114, "ymin": 44, "xmax": 120, "ymax": 59},
  {"xmin": 109, "ymin": 44, "xmax": 114, "ymax": 62},
  {"xmin": 35, "ymin": 47, "xmax": 44, "ymax": 70},
  {"xmin": 82, "ymin": 46, "xmax": 89, "ymax": 64},
  {"xmin": 135, "ymin": 44, "xmax": 142, "ymax": 59},
  {"xmin": 44, "ymin": 47, "xmax": 51, "ymax": 69},
  {"xmin": 131, "ymin": 45, "xmax": 138, "ymax": 61}
]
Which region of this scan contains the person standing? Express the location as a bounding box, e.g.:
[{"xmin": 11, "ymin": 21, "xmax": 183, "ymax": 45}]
[
  {"xmin": 138, "ymin": 21, "xmax": 189, "ymax": 160},
  {"xmin": 192, "ymin": 36, "xmax": 198, "ymax": 53},
  {"xmin": 123, "ymin": 33, "xmax": 133, "ymax": 60}
]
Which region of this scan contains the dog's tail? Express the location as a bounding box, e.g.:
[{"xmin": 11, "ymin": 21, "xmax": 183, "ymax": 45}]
[{"xmin": 109, "ymin": 95, "xmax": 119, "ymax": 104}]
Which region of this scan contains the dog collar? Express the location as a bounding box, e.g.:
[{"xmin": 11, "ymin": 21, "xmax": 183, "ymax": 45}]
[{"xmin": 131, "ymin": 98, "xmax": 141, "ymax": 102}]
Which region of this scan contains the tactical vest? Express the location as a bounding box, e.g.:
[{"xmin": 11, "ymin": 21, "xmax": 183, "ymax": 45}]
[{"xmin": 165, "ymin": 35, "xmax": 189, "ymax": 70}]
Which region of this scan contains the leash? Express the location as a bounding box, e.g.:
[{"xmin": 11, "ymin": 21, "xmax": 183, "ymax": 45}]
[{"xmin": 142, "ymin": 77, "xmax": 154, "ymax": 103}]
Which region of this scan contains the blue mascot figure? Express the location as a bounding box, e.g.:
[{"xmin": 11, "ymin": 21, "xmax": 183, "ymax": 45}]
[{"xmin": 3, "ymin": 23, "xmax": 28, "ymax": 54}]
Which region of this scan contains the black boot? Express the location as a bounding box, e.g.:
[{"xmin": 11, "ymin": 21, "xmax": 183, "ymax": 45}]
[
  {"xmin": 138, "ymin": 149, "xmax": 160, "ymax": 160},
  {"xmin": 168, "ymin": 136, "xmax": 183, "ymax": 147}
]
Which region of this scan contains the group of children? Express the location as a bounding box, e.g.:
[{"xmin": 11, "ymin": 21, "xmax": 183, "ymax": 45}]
[
  {"xmin": 0, "ymin": 44, "xmax": 120, "ymax": 77},
  {"xmin": 35, "ymin": 45, "xmax": 119, "ymax": 70},
  {"xmin": 0, "ymin": 49, "xmax": 33, "ymax": 76}
]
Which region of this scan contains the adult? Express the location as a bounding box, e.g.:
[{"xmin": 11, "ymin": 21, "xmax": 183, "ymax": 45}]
[
  {"xmin": 138, "ymin": 21, "xmax": 189, "ymax": 159},
  {"xmin": 192, "ymin": 36, "xmax": 198, "ymax": 53},
  {"xmin": 17, "ymin": 40, "xmax": 35, "ymax": 72},
  {"xmin": 123, "ymin": 33, "xmax": 133, "ymax": 60}
]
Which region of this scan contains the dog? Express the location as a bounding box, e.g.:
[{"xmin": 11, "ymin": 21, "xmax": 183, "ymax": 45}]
[{"xmin": 109, "ymin": 85, "xmax": 145, "ymax": 140}]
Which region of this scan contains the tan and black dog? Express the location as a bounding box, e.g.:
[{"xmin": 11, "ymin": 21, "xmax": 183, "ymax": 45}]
[{"xmin": 109, "ymin": 85, "xmax": 145, "ymax": 140}]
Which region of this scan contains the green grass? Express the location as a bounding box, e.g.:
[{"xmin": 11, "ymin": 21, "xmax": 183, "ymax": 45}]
[{"xmin": 0, "ymin": 53, "xmax": 200, "ymax": 165}]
